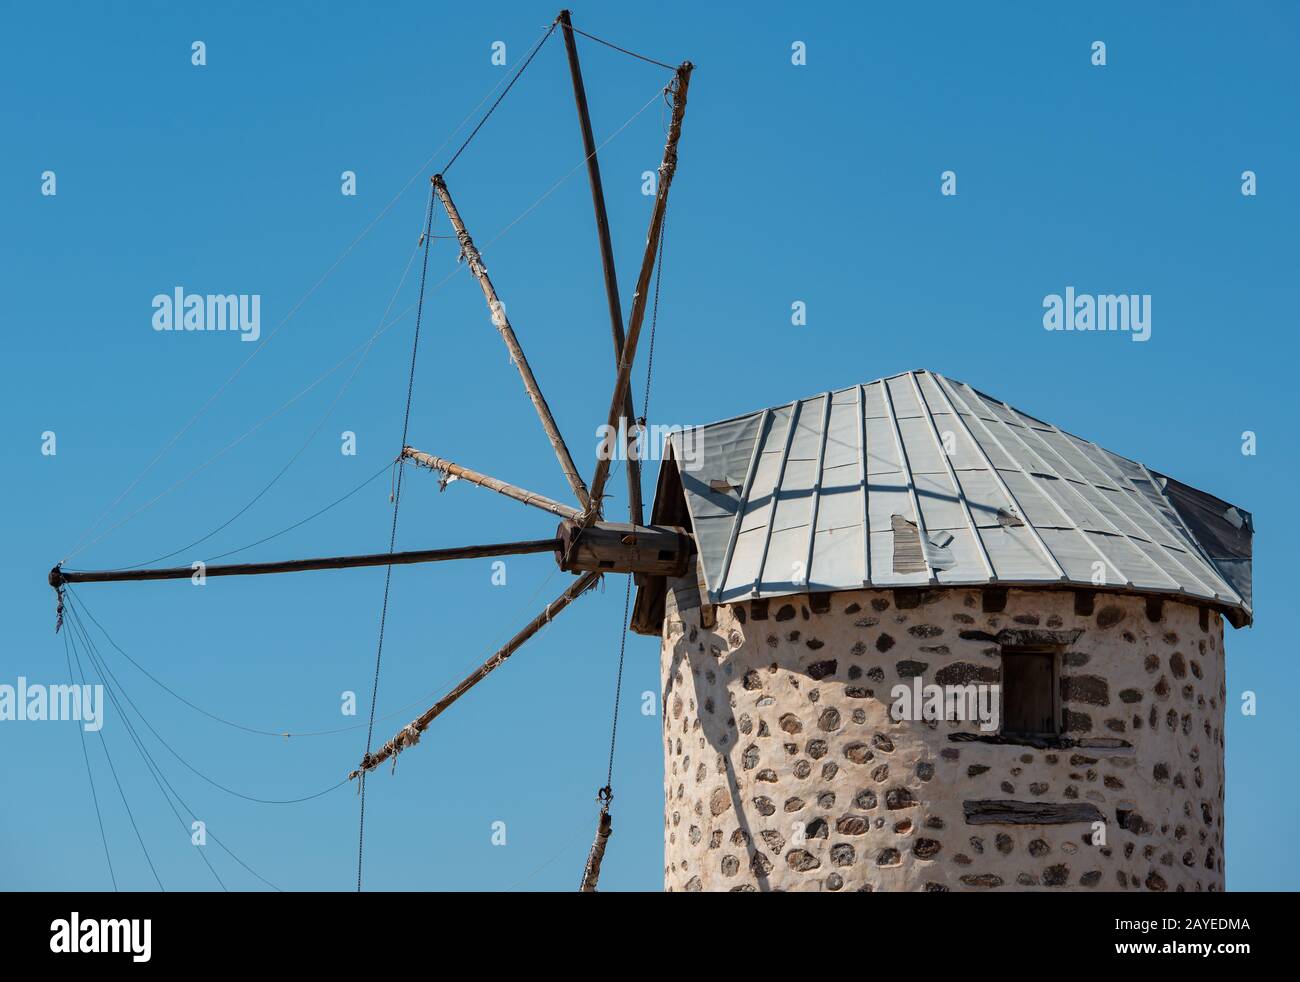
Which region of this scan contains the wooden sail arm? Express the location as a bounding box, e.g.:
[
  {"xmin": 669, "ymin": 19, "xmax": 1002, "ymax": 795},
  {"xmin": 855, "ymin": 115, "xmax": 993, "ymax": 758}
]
[
  {"xmin": 350, "ymin": 570, "xmax": 602, "ymax": 778},
  {"xmin": 431, "ymin": 174, "xmax": 592, "ymax": 512},
  {"xmin": 586, "ymin": 62, "xmax": 693, "ymax": 518},
  {"xmin": 49, "ymin": 537, "xmax": 562, "ymax": 587},
  {"xmin": 558, "ymin": 9, "xmax": 644, "ymax": 530},
  {"xmin": 49, "ymin": 520, "xmax": 693, "ymax": 591},
  {"xmin": 403, "ymin": 446, "xmax": 584, "ymax": 522},
  {"xmin": 578, "ymin": 805, "xmax": 612, "ymax": 892}
]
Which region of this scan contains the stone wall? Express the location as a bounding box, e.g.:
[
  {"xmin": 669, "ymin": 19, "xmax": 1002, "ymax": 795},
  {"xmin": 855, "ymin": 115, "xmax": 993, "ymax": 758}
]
[{"xmin": 660, "ymin": 586, "xmax": 1226, "ymax": 892}]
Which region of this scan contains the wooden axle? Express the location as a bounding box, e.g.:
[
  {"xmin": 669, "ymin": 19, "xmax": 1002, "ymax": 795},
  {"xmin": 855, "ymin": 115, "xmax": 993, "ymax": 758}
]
[{"xmin": 555, "ymin": 520, "xmax": 693, "ymax": 578}]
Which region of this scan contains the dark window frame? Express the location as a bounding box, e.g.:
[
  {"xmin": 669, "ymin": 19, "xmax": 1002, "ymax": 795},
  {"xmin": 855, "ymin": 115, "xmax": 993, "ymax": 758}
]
[{"xmin": 999, "ymin": 644, "xmax": 1062, "ymax": 738}]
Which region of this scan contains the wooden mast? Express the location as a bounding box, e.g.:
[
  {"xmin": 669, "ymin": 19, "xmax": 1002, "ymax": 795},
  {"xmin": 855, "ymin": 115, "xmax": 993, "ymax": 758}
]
[
  {"xmin": 50, "ymin": 538, "xmax": 562, "ymax": 586},
  {"xmin": 586, "ymin": 62, "xmax": 692, "ymax": 517},
  {"xmin": 431, "ymin": 174, "xmax": 591, "ymax": 511},
  {"xmin": 579, "ymin": 807, "xmax": 612, "ymax": 891},
  {"xmin": 351, "ymin": 570, "xmax": 602, "ymax": 778},
  {"xmin": 558, "ymin": 9, "xmax": 644, "ymax": 529},
  {"xmin": 52, "ymin": 519, "xmax": 693, "ymax": 588},
  {"xmin": 403, "ymin": 447, "xmax": 584, "ymax": 522}
]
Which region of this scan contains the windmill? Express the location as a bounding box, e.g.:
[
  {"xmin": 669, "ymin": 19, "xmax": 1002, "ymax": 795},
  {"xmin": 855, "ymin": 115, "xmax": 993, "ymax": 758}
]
[{"xmin": 49, "ymin": 10, "xmax": 694, "ymax": 891}]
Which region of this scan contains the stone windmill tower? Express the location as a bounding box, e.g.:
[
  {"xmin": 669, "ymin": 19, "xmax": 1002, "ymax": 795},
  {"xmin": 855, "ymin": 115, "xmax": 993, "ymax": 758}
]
[
  {"xmin": 47, "ymin": 14, "xmax": 1251, "ymax": 893},
  {"xmin": 632, "ymin": 370, "xmax": 1252, "ymax": 892}
]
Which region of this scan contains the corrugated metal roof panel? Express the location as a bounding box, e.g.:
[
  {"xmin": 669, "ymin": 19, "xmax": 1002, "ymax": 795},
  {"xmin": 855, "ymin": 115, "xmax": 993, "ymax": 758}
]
[{"xmin": 654, "ymin": 370, "xmax": 1253, "ymax": 627}]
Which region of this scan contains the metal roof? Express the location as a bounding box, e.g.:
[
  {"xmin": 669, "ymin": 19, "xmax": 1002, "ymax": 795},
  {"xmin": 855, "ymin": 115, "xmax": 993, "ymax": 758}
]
[{"xmin": 648, "ymin": 369, "xmax": 1252, "ymax": 628}]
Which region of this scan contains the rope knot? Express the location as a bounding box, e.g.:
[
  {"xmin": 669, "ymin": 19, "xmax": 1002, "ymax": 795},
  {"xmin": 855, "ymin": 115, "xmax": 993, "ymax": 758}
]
[{"xmin": 51, "ymin": 567, "xmax": 65, "ymax": 634}]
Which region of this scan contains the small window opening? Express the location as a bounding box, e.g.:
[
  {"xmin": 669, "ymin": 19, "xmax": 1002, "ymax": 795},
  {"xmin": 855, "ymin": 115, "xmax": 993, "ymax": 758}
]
[{"xmin": 1001, "ymin": 646, "xmax": 1059, "ymax": 737}]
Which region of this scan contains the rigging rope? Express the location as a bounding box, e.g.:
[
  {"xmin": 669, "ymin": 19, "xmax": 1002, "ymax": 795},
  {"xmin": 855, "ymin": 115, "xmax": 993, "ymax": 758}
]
[
  {"xmin": 569, "ymin": 23, "xmax": 677, "ymax": 72},
  {"xmin": 602, "ymin": 212, "xmax": 666, "ymax": 790},
  {"xmin": 357, "ymin": 184, "xmax": 437, "ymax": 892},
  {"xmin": 482, "ymin": 85, "xmax": 664, "ymax": 249},
  {"xmin": 69, "ymin": 584, "xmax": 345, "ymax": 738},
  {"xmin": 201, "ymin": 460, "xmax": 393, "ymax": 565},
  {"xmin": 108, "ymin": 233, "xmax": 426, "ymax": 572},
  {"xmin": 49, "ymin": 23, "xmax": 682, "ymax": 892},
  {"xmin": 65, "ymin": 555, "xmax": 566, "ymax": 741},
  {"xmin": 603, "ymin": 579, "xmax": 632, "ymax": 793},
  {"xmin": 60, "ymin": 48, "xmax": 536, "ymax": 565},
  {"xmin": 67, "ymin": 627, "xmax": 164, "ymax": 890},
  {"xmin": 641, "ymin": 216, "xmax": 666, "ymax": 422},
  {"xmin": 582, "ymin": 178, "xmax": 670, "ymax": 893},
  {"xmin": 510, "ymin": 839, "xmax": 581, "ymax": 892},
  {"xmin": 63, "ymin": 630, "xmax": 117, "ymax": 890},
  {"xmin": 64, "ymin": 80, "xmax": 663, "ymax": 572},
  {"xmin": 68, "ymin": 604, "xmax": 283, "ymax": 889},
  {"xmin": 442, "ymin": 19, "xmax": 559, "ymax": 175},
  {"xmin": 72, "ymin": 622, "xmax": 230, "ymax": 890},
  {"xmin": 348, "ymin": 77, "xmax": 664, "ymax": 888},
  {"xmin": 66, "ymin": 598, "xmax": 347, "ymax": 805},
  {"xmin": 69, "ymin": 305, "xmax": 413, "ymax": 565}
]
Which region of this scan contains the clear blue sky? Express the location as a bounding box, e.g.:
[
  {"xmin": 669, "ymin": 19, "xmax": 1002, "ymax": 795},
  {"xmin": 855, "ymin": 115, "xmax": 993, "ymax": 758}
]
[{"xmin": 2, "ymin": 0, "xmax": 1296, "ymax": 891}]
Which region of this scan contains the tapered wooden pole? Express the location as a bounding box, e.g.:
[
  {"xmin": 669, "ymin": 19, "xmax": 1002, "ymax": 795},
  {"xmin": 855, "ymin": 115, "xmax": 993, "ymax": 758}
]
[
  {"xmin": 432, "ymin": 174, "xmax": 591, "ymax": 511},
  {"xmin": 558, "ymin": 9, "xmax": 644, "ymax": 529},
  {"xmin": 351, "ymin": 570, "xmax": 601, "ymax": 778},
  {"xmin": 403, "ymin": 447, "xmax": 584, "ymax": 522},
  {"xmin": 50, "ymin": 537, "xmax": 561, "ymax": 587},
  {"xmin": 579, "ymin": 806, "xmax": 612, "ymax": 891},
  {"xmin": 586, "ymin": 63, "xmax": 692, "ymax": 517}
]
